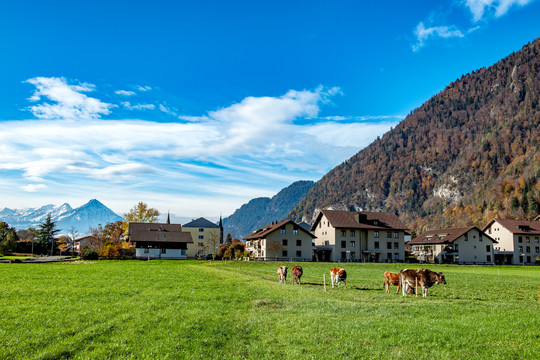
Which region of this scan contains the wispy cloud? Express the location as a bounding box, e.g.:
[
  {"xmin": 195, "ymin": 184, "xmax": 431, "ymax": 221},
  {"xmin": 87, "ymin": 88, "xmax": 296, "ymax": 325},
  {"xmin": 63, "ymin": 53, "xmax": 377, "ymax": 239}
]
[
  {"xmin": 115, "ymin": 90, "xmax": 136, "ymax": 96},
  {"xmin": 121, "ymin": 102, "xmax": 156, "ymax": 111},
  {"xmin": 21, "ymin": 184, "xmax": 48, "ymax": 192},
  {"xmin": 465, "ymin": 0, "xmax": 533, "ymax": 22},
  {"xmin": 412, "ymin": 22, "xmax": 464, "ymax": 52},
  {"xmin": 136, "ymin": 85, "xmax": 152, "ymax": 92},
  {"xmin": 25, "ymin": 77, "xmax": 114, "ymax": 120}
]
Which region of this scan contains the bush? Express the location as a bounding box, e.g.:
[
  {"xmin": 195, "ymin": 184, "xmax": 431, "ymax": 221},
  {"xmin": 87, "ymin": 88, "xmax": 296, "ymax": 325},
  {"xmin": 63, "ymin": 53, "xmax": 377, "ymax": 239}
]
[{"xmin": 82, "ymin": 249, "xmax": 99, "ymax": 260}]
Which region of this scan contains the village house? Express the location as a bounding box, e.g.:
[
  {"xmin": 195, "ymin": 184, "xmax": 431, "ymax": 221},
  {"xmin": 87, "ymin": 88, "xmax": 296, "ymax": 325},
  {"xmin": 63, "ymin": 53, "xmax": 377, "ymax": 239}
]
[
  {"xmin": 311, "ymin": 210, "xmax": 408, "ymax": 262},
  {"xmin": 183, "ymin": 217, "xmax": 223, "ymax": 258},
  {"xmin": 244, "ymin": 220, "xmax": 315, "ymax": 261},
  {"xmin": 483, "ymin": 219, "xmax": 540, "ymax": 265},
  {"xmin": 409, "ymin": 226, "xmax": 496, "ymax": 264},
  {"xmin": 129, "ymin": 222, "xmax": 193, "ymax": 259}
]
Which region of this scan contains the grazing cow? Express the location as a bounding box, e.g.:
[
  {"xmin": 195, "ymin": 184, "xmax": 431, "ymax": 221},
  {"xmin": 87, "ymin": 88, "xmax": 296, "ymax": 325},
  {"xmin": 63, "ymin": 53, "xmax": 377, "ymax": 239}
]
[
  {"xmin": 330, "ymin": 267, "xmax": 347, "ymax": 289},
  {"xmin": 384, "ymin": 271, "xmax": 415, "ymax": 294},
  {"xmin": 400, "ymin": 268, "xmax": 446, "ymax": 297},
  {"xmin": 291, "ymin": 265, "xmax": 303, "ymax": 285},
  {"xmin": 277, "ymin": 266, "xmax": 288, "ymax": 283}
]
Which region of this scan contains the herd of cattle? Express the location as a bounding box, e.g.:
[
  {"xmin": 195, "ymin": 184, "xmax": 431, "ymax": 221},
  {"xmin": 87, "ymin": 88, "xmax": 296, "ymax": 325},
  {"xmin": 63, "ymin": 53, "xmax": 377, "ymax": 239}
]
[{"xmin": 277, "ymin": 266, "xmax": 447, "ymax": 297}]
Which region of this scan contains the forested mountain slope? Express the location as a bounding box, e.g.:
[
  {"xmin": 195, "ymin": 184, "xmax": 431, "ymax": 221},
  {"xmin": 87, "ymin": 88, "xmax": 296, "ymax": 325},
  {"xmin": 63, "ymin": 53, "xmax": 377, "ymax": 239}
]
[
  {"xmin": 290, "ymin": 39, "xmax": 540, "ymax": 233},
  {"xmin": 223, "ymin": 180, "xmax": 314, "ymax": 239}
]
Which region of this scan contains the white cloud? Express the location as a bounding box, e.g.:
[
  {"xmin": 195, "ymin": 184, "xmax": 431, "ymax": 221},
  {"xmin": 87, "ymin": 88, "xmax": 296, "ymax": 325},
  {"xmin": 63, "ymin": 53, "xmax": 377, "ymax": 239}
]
[
  {"xmin": 465, "ymin": 0, "xmax": 533, "ymax": 22},
  {"xmin": 21, "ymin": 184, "xmax": 48, "ymax": 192},
  {"xmin": 25, "ymin": 77, "xmax": 114, "ymax": 120},
  {"xmin": 412, "ymin": 22, "xmax": 464, "ymax": 52},
  {"xmin": 115, "ymin": 90, "xmax": 136, "ymax": 96},
  {"xmin": 121, "ymin": 102, "xmax": 156, "ymax": 111},
  {"xmin": 136, "ymin": 85, "xmax": 152, "ymax": 92}
]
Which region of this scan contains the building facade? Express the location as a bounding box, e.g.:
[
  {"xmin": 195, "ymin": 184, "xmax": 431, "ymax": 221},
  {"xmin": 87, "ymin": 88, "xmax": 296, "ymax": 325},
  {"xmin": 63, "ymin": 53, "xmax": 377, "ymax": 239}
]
[
  {"xmin": 244, "ymin": 220, "xmax": 315, "ymax": 261},
  {"xmin": 409, "ymin": 227, "xmax": 496, "ymax": 264},
  {"xmin": 129, "ymin": 222, "xmax": 193, "ymax": 259},
  {"xmin": 311, "ymin": 210, "xmax": 408, "ymax": 262},
  {"xmin": 483, "ymin": 219, "xmax": 540, "ymax": 265},
  {"xmin": 183, "ymin": 217, "xmax": 222, "ymax": 258}
]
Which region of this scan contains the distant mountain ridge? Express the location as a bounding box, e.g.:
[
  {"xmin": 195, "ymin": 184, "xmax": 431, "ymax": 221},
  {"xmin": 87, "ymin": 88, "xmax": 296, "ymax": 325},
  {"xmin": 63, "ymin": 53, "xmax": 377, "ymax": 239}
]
[
  {"xmin": 290, "ymin": 38, "xmax": 540, "ymax": 231},
  {"xmin": 223, "ymin": 180, "xmax": 315, "ymax": 239},
  {"xmin": 0, "ymin": 199, "xmax": 123, "ymax": 235}
]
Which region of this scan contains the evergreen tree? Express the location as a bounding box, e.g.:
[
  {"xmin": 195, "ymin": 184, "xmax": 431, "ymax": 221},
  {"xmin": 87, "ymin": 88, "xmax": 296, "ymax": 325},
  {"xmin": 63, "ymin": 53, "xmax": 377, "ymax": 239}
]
[
  {"xmin": 0, "ymin": 222, "xmax": 19, "ymax": 254},
  {"xmin": 38, "ymin": 214, "xmax": 60, "ymax": 256}
]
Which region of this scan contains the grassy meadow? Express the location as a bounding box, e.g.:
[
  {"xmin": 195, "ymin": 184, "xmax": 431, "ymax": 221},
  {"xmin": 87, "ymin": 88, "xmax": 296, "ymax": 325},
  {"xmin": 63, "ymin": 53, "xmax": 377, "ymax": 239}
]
[{"xmin": 1, "ymin": 260, "xmax": 539, "ymax": 359}]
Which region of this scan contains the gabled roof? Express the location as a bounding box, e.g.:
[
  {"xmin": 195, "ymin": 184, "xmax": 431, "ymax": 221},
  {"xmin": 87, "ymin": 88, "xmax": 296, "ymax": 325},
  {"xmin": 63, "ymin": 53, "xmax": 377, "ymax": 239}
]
[
  {"xmin": 483, "ymin": 219, "xmax": 540, "ymax": 236},
  {"xmin": 183, "ymin": 217, "xmax": 220, "ymax": 229},
  {"xmin": 310, "ymin": 210, "xmax": 408, "ymax": 231},
  {"xmin": 129, "ymin": 222, "xmax": 193, "ymax": 243},
  {"xmin": 409, "ymin": 226, "xmax": 497, "ymax": 245},
  {"xmin": 244, "ymin": 220, "xmax": 316, "ymax": 240}
]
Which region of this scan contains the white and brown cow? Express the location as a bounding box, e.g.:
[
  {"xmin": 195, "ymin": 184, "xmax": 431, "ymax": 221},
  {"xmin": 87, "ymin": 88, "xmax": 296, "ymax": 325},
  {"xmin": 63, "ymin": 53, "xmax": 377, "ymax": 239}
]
[
  {"xmin": 291, "ymin": 265, "xmax": 303, "ymax": 285},
  {"xmin": 330, "ymin": 267, "xmax": 347, "ymax": 289},
  {"xmin": 384, "ymin": 271, "xmax": 415, "ymax": 295},
  {"xmin": 400, "ymin": 268, "xmax": 446, "ymax": 297},
  {"xmin": 277, "ymin": 265, "xmax": 288, "ymax": 283}
]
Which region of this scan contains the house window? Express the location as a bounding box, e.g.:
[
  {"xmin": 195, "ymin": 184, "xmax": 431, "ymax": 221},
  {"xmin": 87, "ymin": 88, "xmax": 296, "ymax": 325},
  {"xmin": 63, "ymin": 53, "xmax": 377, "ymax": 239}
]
[
  {"xmin": 293, "ymin": 230, "xmax": 298, "ymax": 235},
  {"xmin": 479, "ymin": 235, "xmax": 483, "ymax": 242},
  {"xmin": 324, "ymin": 240, "xmax": 329, "ymax": 246},
  {"xmin": 387, "ymin": 242, "xmax": 392, "ymax": 249},
  {"xmin": 374, "ymin": 231, "xmax": 379, "ymax": 238},
  {"xmin": 296, "ymin": 250, "xmax": 302, "ymax": 257},
  {"xmin": 341, "ymin": 240, "xmax": 346, "ymax": 248},
  {"xmin": 296, "ymin": 239, "xmax": 302, "ymax": 247},
  {"xmin": 518, "ymin": 246, "xmax": 523, "ymax": 253},
  {"xmin": 487, "ymin": 255, "xmax": 491, "ymax": 262},
  {"xmin": 394, "ymin": 253, "xmax": 399, "ymax": 260},
  {"xmin": 351, "ymin": 252, "xmax": 355, "ymax": 259},
  {"xmin": 160, "ymin": 234, "xmax": 165, "ymax": 238},
  {"xmin": 144, "ymin": 248, "xmax": 149, "ymax": 254},
  {"xmin": 282, "ymin": 239, "xmax": 288, "ymax": 246},
  {"xmin": 394, "ymin": 242, "xmax": 399, "ymax": 249},
  {"xmin": 161, "ymin": 248, "xmax": 167, "ymax": 254},
  {"xmin": 374, "ymin": 241, "xmax": 379, "ymax": 249},
  {"xmin": 198, "ymin": 242, "xmax": 204, "ymax": 247},
  {"xmin": 525, "ymin": 237, "xmax": 530, "ymax": 243},
  {"xmin": 341, "ymin": 252, "xmax": 347, "ymax": 260},
  {"xmin": 518, "ymin": 236, "xmax": 522, "ymax": 243},
  {"xmin": 526, "ymin": 246, "xmax": 531, "ymax": 253},
  {"xmin": 351, "ymin": 241, "xmax": 356, "ymax": 248},
  {"xmin": 486, "ymin": 245, "xmax": 491, "ymax": 252},
  {"xmin": 351, "ymin": 230, "xmax": 355, "ymax": 237},
  {"xmin": 341, "ymin": 230, "xmax": 347, "ymax": 237},
  {"xmin": 387, "ymin": 232, "xmax": 392, "ymax": 238},
  {"xmin": 280, "ymin": 229, "xmax": 286, "ymax": 235},
  {"xmin": 282, "ymin": 250, "xmax": 288, "ymax": 257},
  {"xmin": 387, "ymin": 253, "xmax": 392, "ymax": 260},
  {"xmin": 199, "ymin": 228, "xmax": 204, "ymax": 232},
  {"xmin": 535, "ymin": 247, "xmax": 539, "ymax": 253},
  {"xmin": 534, "ymin": 237, "xmax": 539, "ymax": 243},
  {"xmin": 198, "ymin": 235, "xmax": 204, "ymax": 240},
  {"xmin": 454, "ymin": 244, "xmax": 459, "ymax": 251},
  {"xmin": 394, "ymin": 232, "xmax": 399, "ymax": 238}
]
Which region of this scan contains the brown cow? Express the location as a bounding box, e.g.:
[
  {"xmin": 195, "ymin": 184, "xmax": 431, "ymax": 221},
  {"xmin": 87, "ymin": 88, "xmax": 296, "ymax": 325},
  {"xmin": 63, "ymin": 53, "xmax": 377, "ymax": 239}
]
[
  {"xmin": 400, "ymin": 268, "xmax": 446, "ymax": 297},
  {"xmin": 277, "ymin": 266, "xmax": 287, "ymax": 283},
  {"xmin": 291, "ymin": 265, "xmax": 303, "ymax": 285},
  {"xmin": 330, "ymin": 267, "xmax": 347, "ymax": 289},
  {"xmin": 384, "ymin": 271, "xmax": 414, "ymax": 294}
]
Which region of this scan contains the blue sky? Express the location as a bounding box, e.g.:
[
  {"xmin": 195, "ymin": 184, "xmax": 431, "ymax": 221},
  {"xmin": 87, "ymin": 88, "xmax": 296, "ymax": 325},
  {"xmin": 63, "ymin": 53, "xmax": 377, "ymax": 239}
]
[{"xmin": 0, "ymin": 0, "xmax": 539, "ymax": 220}]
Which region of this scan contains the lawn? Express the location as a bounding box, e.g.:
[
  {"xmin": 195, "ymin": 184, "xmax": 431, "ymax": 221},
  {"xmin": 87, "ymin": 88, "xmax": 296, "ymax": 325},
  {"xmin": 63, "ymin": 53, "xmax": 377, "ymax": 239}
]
[{"xmin": 0, "ymin": 260, "xmax": 539, "ymax": 359}]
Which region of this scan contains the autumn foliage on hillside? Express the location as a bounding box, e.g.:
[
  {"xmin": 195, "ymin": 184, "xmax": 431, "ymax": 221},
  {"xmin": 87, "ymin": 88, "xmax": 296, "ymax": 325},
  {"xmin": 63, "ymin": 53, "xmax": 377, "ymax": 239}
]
[{"xmin": 290, "ymin": 38, "xmax": 540, "ymax": 233}]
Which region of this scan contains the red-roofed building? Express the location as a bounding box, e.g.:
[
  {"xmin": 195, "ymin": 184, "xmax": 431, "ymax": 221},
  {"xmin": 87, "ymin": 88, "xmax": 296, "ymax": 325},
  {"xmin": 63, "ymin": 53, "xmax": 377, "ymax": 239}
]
[
  {"xmin": 244, "ymin": 220, "xmax": 315, "ymax": 261},
  {"xmin": 409, "ymin": 227, "xmax": 496, "ymax": 264},
  {"xmin": 483, "ymin": 219, "xmax": 540, "ymax": 265},
  {"xmin": 311, "ymin": 210, "xmax": 408, "ymax": 262}
]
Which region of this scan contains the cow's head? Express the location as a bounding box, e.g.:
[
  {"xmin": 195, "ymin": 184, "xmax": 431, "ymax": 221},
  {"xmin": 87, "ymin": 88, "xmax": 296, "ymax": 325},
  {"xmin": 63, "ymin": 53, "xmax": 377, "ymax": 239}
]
[{"xmin": 436, "ymin": 272, "xmax": 446, "ymax": 285}]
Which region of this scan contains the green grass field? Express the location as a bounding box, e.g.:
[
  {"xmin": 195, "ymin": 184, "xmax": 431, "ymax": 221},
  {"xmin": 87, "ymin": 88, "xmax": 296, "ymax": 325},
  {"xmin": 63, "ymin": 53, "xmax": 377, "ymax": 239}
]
[{"xmin": 1, "ymin": 260, "xmax": 539, "ymax": 359}]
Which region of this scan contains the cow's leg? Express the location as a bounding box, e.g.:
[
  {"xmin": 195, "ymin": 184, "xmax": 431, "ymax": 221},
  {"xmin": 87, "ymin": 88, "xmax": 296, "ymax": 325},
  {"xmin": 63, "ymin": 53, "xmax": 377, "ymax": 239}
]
[{"xmin": 395, "ymin": 281, "xmax": 401, "ymax": 295}]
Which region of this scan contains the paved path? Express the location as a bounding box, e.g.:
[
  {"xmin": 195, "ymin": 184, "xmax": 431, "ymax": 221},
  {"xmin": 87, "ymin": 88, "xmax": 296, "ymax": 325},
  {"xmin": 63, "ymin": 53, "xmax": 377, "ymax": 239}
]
[{"xmin": 0, "ymin": 256, "xmax": 75, "ymax": 263}]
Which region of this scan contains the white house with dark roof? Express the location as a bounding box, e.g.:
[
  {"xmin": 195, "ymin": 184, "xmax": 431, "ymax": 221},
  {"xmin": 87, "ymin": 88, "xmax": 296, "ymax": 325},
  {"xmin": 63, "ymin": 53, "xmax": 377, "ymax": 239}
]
[
  {"xmin": 409, "ymin": 226, "xmax": 496, "ymax": 264},
  {"xmin": 183, "ymin": 217, "xmax": 222, "ymax": 258},
  {"xmin": 129, "ymin": 222, "xmax": 193, "ymax": 259},
  {"xmin": 311, "ymin": 210, "xmax": 408, "ymax": 262},
  {"xmin": 483, "ymin": 219, "xmax": 540, "ymax": 265},
  {"xmin": 244, "ymin": 220, "xmax": 315, "ymax": 261}
]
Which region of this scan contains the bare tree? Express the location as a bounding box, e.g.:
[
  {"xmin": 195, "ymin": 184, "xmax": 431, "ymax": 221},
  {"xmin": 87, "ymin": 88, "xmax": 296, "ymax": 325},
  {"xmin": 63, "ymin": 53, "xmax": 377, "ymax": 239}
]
[
  {"xmin": 267, "ymin": 241, "xmax": 284, "ymax": 260},
  {"xmin": 207, "ymin": 229, "xmax": 221, "ymax": 260}
]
